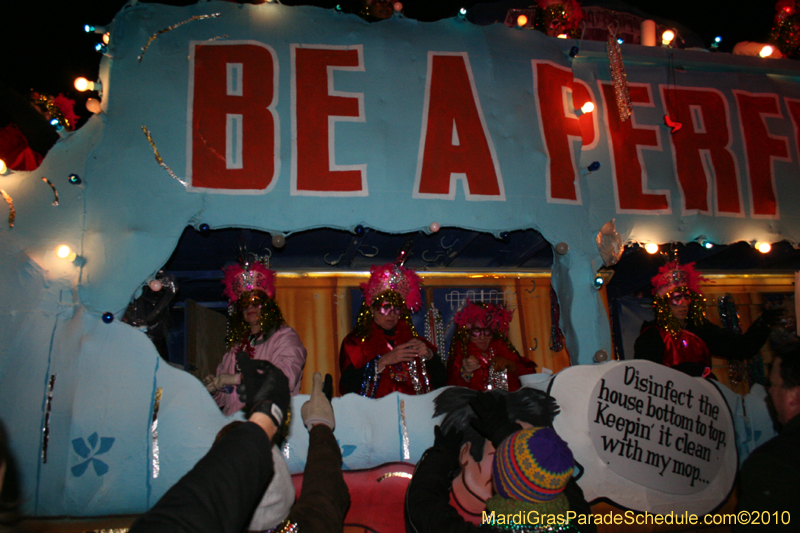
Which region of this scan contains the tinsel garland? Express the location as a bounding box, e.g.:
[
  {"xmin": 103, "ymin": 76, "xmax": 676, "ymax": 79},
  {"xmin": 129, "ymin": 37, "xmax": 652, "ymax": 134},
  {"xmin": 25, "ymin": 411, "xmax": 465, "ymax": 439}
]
[
  {"xmin": 607, "ymin": 31, "xmax": 633, "ymax": 122},
  {"xmin": 264, "ymin": 519, "xmax": 299, "ymax": 533},
  {"xmin": 718, "ymin": 294, "xmax": 746, "ymax": 388},
  {"xmin": 225, "ymin": 292, "xmax": 285, "ymax": 347},
  {"xmin": 424, "ymin": 304, "xmax": 447, "ymax": 363},
  {"xmin": 549, "ymin": 287, "xmax": 564, "ymax": 352},
  {"xmin": 535, "ymin": 4, "xmax": 582, "ymax": 39},
  {"xmin": 770, "ymin": 0, "xmax": 800, "ymax": 59},
  {"xmin": 653, "ymin": 289, "xmax": 706, "ymax": 338}
]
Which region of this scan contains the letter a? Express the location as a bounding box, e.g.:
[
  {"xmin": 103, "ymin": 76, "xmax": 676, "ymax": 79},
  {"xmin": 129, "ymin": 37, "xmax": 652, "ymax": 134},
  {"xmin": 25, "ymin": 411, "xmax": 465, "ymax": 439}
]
[{"xmin": 414, "ymin": 52, "xmax": 505, "ymax": 200}]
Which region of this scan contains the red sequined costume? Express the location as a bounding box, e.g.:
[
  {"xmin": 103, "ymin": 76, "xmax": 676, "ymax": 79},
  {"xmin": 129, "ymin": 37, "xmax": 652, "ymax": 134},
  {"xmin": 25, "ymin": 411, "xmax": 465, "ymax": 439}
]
[
  {"xmin": 339, "ymin": 320, "xmax": 440, "ymax": 398},
  {"xmin": 447, "ymin": 336, "xmax": 536, "ymax": 392}
]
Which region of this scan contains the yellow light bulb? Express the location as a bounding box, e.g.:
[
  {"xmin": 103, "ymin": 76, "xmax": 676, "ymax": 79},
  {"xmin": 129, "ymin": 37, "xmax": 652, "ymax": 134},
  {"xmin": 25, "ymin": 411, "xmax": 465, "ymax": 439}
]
[
  {"xmin": 56, "ymin": 245, "xmax": 71, "ymax": 259},
  {"xmin": 756, "ymin": 242, "xmax": 771, "ymax": 254},
  {"xmin": 102, "ymin": 32, "xmax": 110, "ymax": 45},
  {"xmin": 661, "ymin": 30, "xmax": 675, "ymax": 45},
  {"xmin": 581, "ymin": 102, "xmax": 595, "ymax": 113},
  {"xmin": 759, "ymin": 45, "xmax": 774, "ymax": 58},
  {"xmin": 557, "ymin": 33, "xmax": 568, "ymax": 39},
  {"xmin": 0, "ymin": 159, "xmax": 7, "ymax": 174},
  {"xmin": 74, "ymin": 77, "xmax": 94, "ymax": 92},
  {"xmin": 517, "ymin": 14, "xmax": 528, "ymax": 27},
  {"xmin": 644, "ymin": 243, "xmax": 659, "ymax": 254}
]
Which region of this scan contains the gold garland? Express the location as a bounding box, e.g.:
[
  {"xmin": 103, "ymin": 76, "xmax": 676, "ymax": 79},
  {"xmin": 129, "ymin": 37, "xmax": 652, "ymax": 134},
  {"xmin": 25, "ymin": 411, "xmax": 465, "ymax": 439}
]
[{"xmin": 654, "ymin": 288, "xmax": 706, "ymax": 338}]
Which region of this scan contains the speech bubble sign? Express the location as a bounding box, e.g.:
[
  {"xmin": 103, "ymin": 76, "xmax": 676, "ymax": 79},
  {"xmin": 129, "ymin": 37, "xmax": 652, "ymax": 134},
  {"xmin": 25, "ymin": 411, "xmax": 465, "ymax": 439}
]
[{"xmin": 550, "ymin": 360, "xmax": 737, "ymax": 514}]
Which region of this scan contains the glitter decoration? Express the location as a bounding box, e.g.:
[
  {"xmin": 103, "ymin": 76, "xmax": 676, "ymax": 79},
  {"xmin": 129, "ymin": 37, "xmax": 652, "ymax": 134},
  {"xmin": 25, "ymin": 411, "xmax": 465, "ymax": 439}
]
[
  {"xmin": 138, "ymin": 13, "xmax": 222, "ymax": 62},
  {"xmin": 487, "ymin": 347, "xmax": 510, "ymax": 391},
  {"xmin": 607, "ymin": 30, "xmax": 633, "ymax": 122},
  {"xmin": 377, "ymin": 471, "xmax": 413, "ymax": 481},
  {"xmin": 549, "ymin": 287, "xmax": 564, "ymax": 352},
  {"xmin": 142, "ymin": 126, "xmax": 188, "ymax": 186},
  {"xmin": 424, "ymin": 305, "xmax": 446, "ymax": 363},
  {"xmin": 41, "ymin": 177, "xmax": 59, "ymax": 206},
  {"xmin": 42, "ymin": 375, "xmax": 56, "ymax": 463},
  {"xmin": 0, "ymin": 189, "xmax": 14, "ymax": 228},
  {"xmin": 399, "ymin": 399, "xmax": 410, "ymax": 460},
  {"xmin": 264, "ymin": 520, "xmax": 299, "ymax": 533},
  {"xmin": 151, "ymin": 387, "xmax": 162, "ymax": 478},
  {"xmin": 718, "ymin": 294, "xmax": 746, "ymax": 388}
]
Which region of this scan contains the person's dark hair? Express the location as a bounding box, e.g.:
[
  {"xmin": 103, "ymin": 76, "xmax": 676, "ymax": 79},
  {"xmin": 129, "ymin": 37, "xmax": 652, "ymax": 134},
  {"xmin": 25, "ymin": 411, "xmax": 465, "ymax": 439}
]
[
  {"xmin": 434, "ymin": 387, "xmax": 558, "ymax": 462},
  {"xmin": 774, "ymin": 340, "xmax": 800, "ymax": 389}
]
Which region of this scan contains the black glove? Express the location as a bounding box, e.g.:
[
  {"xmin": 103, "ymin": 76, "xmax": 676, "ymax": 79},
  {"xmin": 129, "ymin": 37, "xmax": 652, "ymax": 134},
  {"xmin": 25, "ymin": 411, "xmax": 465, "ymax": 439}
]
[
  {"xmin": 433, "ymin": 424, "xmax": 463, "ymax": 454},
  {"xmin": 758, "ymin": 307, "xmax": 785, "ymax": 327},
  {"xmin": 469, "ymin": 393, "xmax": 522, "ymax": 449},
  {"xmin": 236, "ymin": 352, "xmax": 290, "ymax": 429},
  {"xmin": 322, "ymin": 373, "xmax": 334, "ymax": 402}
]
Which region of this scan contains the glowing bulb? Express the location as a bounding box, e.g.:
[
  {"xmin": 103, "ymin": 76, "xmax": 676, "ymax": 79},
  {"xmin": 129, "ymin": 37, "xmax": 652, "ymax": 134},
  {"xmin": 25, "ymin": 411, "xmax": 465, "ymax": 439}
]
[
  {"xmin": 74, "ymin": 77, "xmax": 94, "ymax": 92},
  {"xmin": 56, "ymin": 245, "xmax": 77, "ymax": 261},
  {"xmin": 580, "ymin": 102, "xmax": 594, "ymax": 113},
  {"xmin": 558, "ymin": 34, "xmax": 568, "ymax": 39},
  {"xmin": 102, "ymin": 32, "xmax": 110, "ymax": 44},
  {"xmin": 617, "ymin": 38, "xmax": 623, "ymax": 44},
  {"xmin": 759, "ymin": 45, "xmax": 774, "ymax": 58},
  {"xmin": 661, "ymin": 30, "xmax": 675, "ymax": 45},
  {"xmin": 714, "ymin": 36, "xmax": 722, "ymax": 43},
  {"xmin": 459, "ymin": 7, "xmax": 467, "ymax": 17},
  {"xmin": 0, "ymin": 159, "xmax": 7, "ymax": 174},
  {"xmin": 86, "ymin": 98, "xmax": 102, "ymax": 114},
  {"xmin": 756, "ymin": 242, "xmax": 772, "ymax": 253},
  {"xmin": 516, "ymin": 14, "xmax": 528, "ymax": 27},
  {"xmin": 644, "ymin": 243, "xmax": 659, "ymax": 254},
  {"xmin": 84, "ymin": 24, "xmax": 95, "ymax": 33}
]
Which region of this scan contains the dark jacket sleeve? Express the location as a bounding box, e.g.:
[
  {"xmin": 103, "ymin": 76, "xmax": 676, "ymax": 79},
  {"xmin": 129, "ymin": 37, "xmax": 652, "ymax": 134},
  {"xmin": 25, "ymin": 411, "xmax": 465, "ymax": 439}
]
[
  {"xmin": 405, "ymin": 445, "xmax": 485, "ymax": 533},
  {"xmin": 129, "ymin": 422, "xmax": 274, "ymax": 533},
  {"xmin": 694, "ymin": 318, "xmax": 770, "ymax": 361},
  {"xmin": 633, "ymin": 322, "xmax": 665, "ymax": 364}
]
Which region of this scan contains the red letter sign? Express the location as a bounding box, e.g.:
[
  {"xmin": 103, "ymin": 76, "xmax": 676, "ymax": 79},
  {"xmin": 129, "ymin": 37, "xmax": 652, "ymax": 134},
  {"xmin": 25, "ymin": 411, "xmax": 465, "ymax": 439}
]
[
  {"xmin": 292, "ymin": 45, "xmax": 366, "ymax": 196},
  {"xmin": 534, "ymin": 61, "xmax": 597, "ymax": 204},
  {"xmin": 660, "ymin": 86, "xmax": 742, "ymax": 216},
  {"xmin": 414, "ymin": 52, "xmax": 504, "ymax": 200},
  {"xmin": 734, "ymin": 91, "xmax": 790, "ymax": 218},
  {"xmin": 601, "ymin": 82, "xmax": 669, "ymax": 213},
  {"xmin": 189, "ymin": 42, "xmax": 278, "ymax": 191}
]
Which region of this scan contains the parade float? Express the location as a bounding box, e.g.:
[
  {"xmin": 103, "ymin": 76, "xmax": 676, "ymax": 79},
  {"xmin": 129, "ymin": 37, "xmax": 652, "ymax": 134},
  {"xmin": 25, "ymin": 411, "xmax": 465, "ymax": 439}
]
[{"xmin": 1, "ymin": 1, "xmax": 799, "ymax": 529}]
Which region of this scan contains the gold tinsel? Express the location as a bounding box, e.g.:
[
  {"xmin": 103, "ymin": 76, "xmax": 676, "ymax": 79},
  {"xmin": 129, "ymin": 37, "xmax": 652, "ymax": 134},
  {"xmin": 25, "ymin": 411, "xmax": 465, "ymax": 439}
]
[
  {"xmin": 142, "ymin": 126, "xmax": 187, "ymax": 186},
  {"xmin": 226, "ymin": 291, "xmax": 286, "ymax": 347},
  {"xmin": 138, "ymin": 13, "xmax": 221, "ymax": 62},
  {"xmin": 654, "ymin": 288, "xmax": 707, "ymax": 338},
  {"xmin": 1, "ymin": 189, "xmax": 15, "ymax": 228},
  {"xmin": 41, "ymin": 177, "xmax": 59, "ymax": 206}
]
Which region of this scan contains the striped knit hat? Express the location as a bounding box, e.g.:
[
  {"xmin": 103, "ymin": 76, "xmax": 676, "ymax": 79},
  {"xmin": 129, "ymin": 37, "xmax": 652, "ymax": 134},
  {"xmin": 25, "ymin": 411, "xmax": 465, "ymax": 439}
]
[{"xmin": 492, "ymin": 427, "xmax": 574, "ymax": 503}]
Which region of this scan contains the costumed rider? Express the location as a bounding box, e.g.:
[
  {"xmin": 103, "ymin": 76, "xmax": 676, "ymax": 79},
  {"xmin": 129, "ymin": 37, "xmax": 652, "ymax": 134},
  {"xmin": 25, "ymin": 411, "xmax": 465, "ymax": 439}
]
[
  {"xmin": 634, "ymin": 260, "xmax": 779, "ymax": 377},
  {"xmin": 447, "ymin": 301, "xmax": 537, "ymax": 392},
  {"xmin": 339, "ymin": 260, "xmax": 446, "ymax": 398},
  {"xmin": 204, "ymin": 256, "xmax": 307, "ymax": 415}
]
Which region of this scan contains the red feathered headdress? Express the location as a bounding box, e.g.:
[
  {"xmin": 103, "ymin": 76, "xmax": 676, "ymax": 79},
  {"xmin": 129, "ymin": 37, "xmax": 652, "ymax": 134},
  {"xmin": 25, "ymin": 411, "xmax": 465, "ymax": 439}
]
[
  {"xmin": 222, "ymin": 261, "xmax": 276, "ymax": 303},
  {"xmin": 361, "ymin": 262, "xmax": 422, "ymax": 312},
  {"xmin": 454, "ymin": 300, "xmax": 514, "ymax": 334},
  {"xmin": 651, "ymin": 261, "xmax": 709, "ymax": 297}
]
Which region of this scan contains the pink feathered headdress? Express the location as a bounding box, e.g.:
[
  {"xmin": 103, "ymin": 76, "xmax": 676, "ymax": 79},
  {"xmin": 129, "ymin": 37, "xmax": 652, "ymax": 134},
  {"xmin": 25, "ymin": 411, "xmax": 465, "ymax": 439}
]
[
  {"xmin": 222, "ymin": 261, "xmax": 276, "ymax": 303},
  {"xmin": 651, "ymin": 261, "xmax": 708, "ymax": 297},
  {"xmin": 361, "ymin": 262, "xmax": 423, "ymax": 312},
  {"xmin": 455, "ymin": 300, "xmax": 514, "ymax": 334}
]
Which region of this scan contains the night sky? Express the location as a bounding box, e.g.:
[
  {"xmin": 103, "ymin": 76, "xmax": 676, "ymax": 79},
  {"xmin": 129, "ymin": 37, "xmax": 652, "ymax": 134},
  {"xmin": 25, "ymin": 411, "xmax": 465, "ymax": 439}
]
[{"xmin": 0, "ymin": 0, "xmax": 778, "ymax": 124}]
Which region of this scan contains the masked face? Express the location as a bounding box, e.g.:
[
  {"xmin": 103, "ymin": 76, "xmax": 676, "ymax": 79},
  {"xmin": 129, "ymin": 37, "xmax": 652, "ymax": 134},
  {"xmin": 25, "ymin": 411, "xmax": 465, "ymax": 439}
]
[
  {"xmin": 372, "ymin": 303, "xmax": 401, "ymax": 331},
  {"xmin": 468, "ymin": 326, "xmax": 493, "ymax": 352},
  {"xmin": 238, "ymin": 292, "xmax": 268, "ymax": 327},
  {"xmin": 667, "ymin": 290, "xmax": 691, "ymax": 324}
]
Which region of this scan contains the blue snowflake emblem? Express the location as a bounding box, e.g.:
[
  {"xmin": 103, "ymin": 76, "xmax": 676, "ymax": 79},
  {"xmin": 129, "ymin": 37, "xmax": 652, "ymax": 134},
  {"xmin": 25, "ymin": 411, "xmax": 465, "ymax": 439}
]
[
  {"xmin": 336, "ymin": 439, "xmax": 357, "ymax": 470},
  {"xmin": 71, "ymin": 432, "xmax": 115, "ymax": 477}
]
